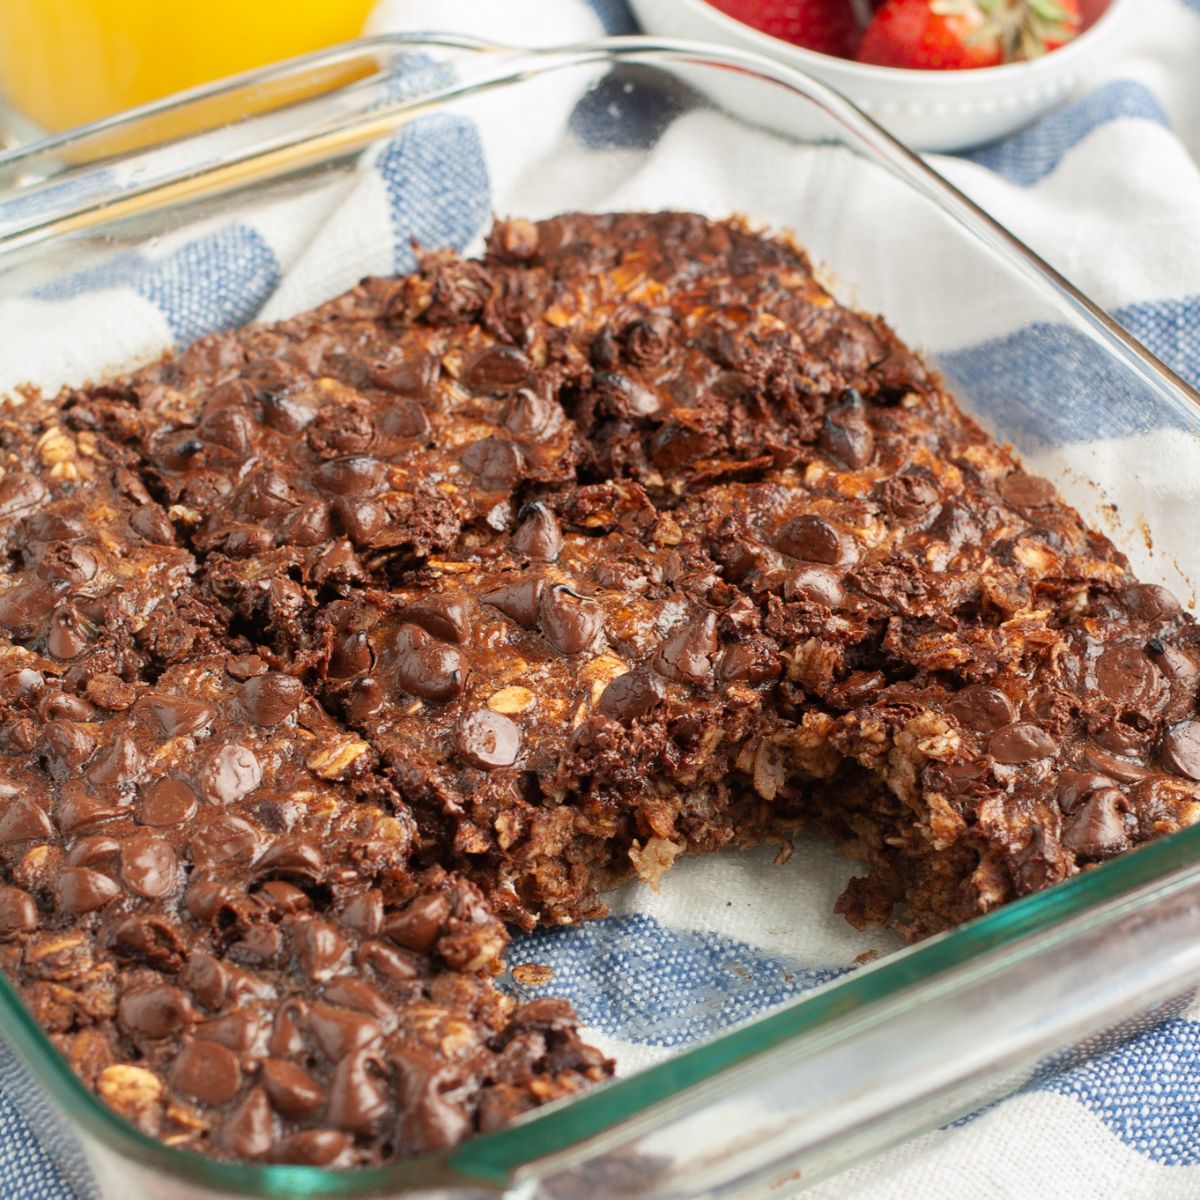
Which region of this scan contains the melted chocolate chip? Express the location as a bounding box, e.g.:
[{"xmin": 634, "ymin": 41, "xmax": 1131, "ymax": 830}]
[
  {"xmin": 402, "ymin": 595, "xmax": 472, "ymax": 644},
  {"xmin": 463, "ymin": 345, "xmax": 531, "ymax": 394},
  {"xmin": 396, "ymin": 644, "xmax": 468, "ymax": 702},
  {"xmin": 482, "ymin": 578, "xmax": 545, "ymax": 628},
  {"xmin": 539, "ymin": 586, "xmax": 604, "ymax": 655},
  {"xmin": 598, "ymin": 670, "xmax": 667, "ymax": 722},
  {"xmin": 998, "ymin": 471, "xmax": 1056, "ymax": 510},
  {"xmin": 654, "ymin": 613, "xmax": 719, "ymax": 685},
  {"xmin": 989, "ymin": 723, "xmax": 1057, "ymax": 764},
  {"xmin": 946, "ymin": 684, "xmax": 1017, "ymax": 734},
  {"xmin": 783, "ymin": 566, "xmax": 845, "ymax": 608},
  {"xmin": 1161, "ymin": 720, "xmax": 1200, "ymax": 781},
  {"xmin": 775, "ymin": 515, "xmax": 842, "ymax": 564},
  {"xmin": 512, "ymin": 503, "xmax": 563, "ymax": 562},
  {"xmin": 172, "ymin": 1041, "xmax": 242, "ymax": 1105},
  {"xmin": 461, "ymin": 437, "xmax": 525, "ymax": 490},
  {"xmin": 457, "ymin": 710, "xmax": 521, "ymax": 769},
  {"xmin": 240, "ymin": 673, "xmax": 305, "ymax": 727}
]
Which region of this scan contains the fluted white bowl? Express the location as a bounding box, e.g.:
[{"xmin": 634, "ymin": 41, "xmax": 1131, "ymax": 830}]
[{"xmin": 627, "ymin": 0, "xmax": 1134, "ymax": 151}]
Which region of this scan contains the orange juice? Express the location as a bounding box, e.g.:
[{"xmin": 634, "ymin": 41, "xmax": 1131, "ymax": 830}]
[{"xmin": 0, "ymin": 0, "xmax": 376, "ymax": 132}]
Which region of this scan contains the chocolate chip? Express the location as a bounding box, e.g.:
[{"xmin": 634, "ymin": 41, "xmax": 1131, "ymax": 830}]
[
  {"xmin": 403, "ymin": 595, "xmax": 472, "ymax": 644},
  {"xmin": 783, "ymin": 566, "xmax": 845, "ymax": 608},
  {"xmin": 512, "ymin": 503, "xmax": 563, "ymax": 562},
  {"xmin": 119, "ymin": 985, "xmax": 192, "ymax": 1039},
  {"xmin": 1161, "ymin": 720, "xmax": 1200, "ymax": 781},
  {"xmin": 261, "ymin": 1059, "xmax": 323, "ymax": 1120},
  {"xmin": 461, "ymin": 436, "xmax": 525, "ymax": 490},
  {"xmin": 464, "ymin": 345, "xmax": 531, "ymax": 394},
  {"xmin": 825, "ymin": 669, "xmax": 886, "ymax": 710},
  {"xmin": 1122, "ymin": 583, "xmax": 1182, "ymax": 624},
  {"xmin": 598, "ymin": 670, "xmax": 666, "ymax": 722},
  {"xmin": 293, "ymin": 919, "xmax": 350, "ymax": 982},
  {"xmin": 0, "ymin": 581, "xmax": 62, "ymax": 639},
  {"xmin": 776, "ymin": 515, "xmax": 842, "ymax": 564},
  {"xmin": 383, "ymin": 892, "xmax": 449, "ymax": 954},
  {"xmin": 818, "ymin": 390, "xmax": 874, "ymax": 469},
  {"xmin": 172, "ymin": 1041, "xmax": 241, "ymax": 1105},
  {"xmin": 655, "ymin": 613, "xmax": 719, "ymax": 685},
  {"xmin": 0, "ymin": 886, "xmax": 38, "ymax": 933},
  {"xmin": 240, "ymin": 673, "xmax": 305, "ymax": 727},
  {"xmin": 323, "ymin": 977, "xmax": 395, "ymax": 1027},
  {"xmin": 357, "ymin": 940, "xmax": 423, "ymax": 985},
  {"xmin": 1057, "ymin": 770, "xmax": 1116, "ymax": 814},
  {"xmin": 946, "ymin": 684, "xmax": 1017, "ymax": 734},
  {"xmin": 45, "ymin": 605, "xmax": 90, "ymax": 659},
  {"xmin": 482, "ymin": 578, "xmax": 545, "ymax": 627},
  {"xmin": 504, "ymin": 389, "xmax": 557, "ymax": 440},
  {"xmin": 339, "ymin": 891, "xmax": 383, "ymax": 938},
  {"xmin": 878, "ymin": 471, "xmax": 939, "ymax": 522},
  {"xmin": 329, "ymin": 630, "xmax": 374, "ymax": 677},
  {"xmin": 378, "ymin": 399, "xmax": 432, "ymax": 440},
  {"xmin": 137, "ymin": 694, "xmax": 215, "ymax": 738},
  {"xmin": 282, "ymin": 500, "xmax": 333, "ymax": 546},
  {"xmin": 1062, "ymin": 787, "xmax": 1129, "ymax": 858},
  {"xmin": 87, "ymin": 732, "xmax": 143, "ymax": 785},
  {"xmin": 198, "ymin": 744, "xmax": 263, "ymax": 805},
  {"xmin": 257, "ymin": 838, "xmax": 325, "ymax": 881},
  {"xmin": 187, "ymin": 813, "xmax": 262, "ymax": 874},
  {"xmin": 998, "ymin": 471, "xmax": 1056, "ymax": 510},
  {"xmin": 181, "ymin": 953, "xmax": 231, "ymax": 1011},
  {"xmin": 267, "ymin": 1129, "xmax": 351, "ymax": 1166},
  {"xmin": 396, "ymin": 643, "xmax": 468, "ymax": 702},
  {"xmin": 989, "ymin": 722, "xmax": 1056, "ymax": 764},
  {"xmin": 333, "ymin": 496, "xmax": 387, "ymax": 546},
  {"xmin": 120, "ymin": 835, "xmax": 179, "ymax": 899},
  {"xmin": 314, "ymin": 456, "xmax": 387, "ymax": 497},
  {"xmin": 225, "ymin": 654, "xmax": 268, "ymax": 681},
  {"xmin": 1095, "ymin": 643, "xmax": 1164, "ymax": 711},
  {"xmin": 457, "ymin": 710, "xmax": 521, "ymax": 769},
  {"xmin": 220, "ymin": 1087, "xmax": 275, "ymax": 1160},
  {"xmin": 307, "ymin": 1001, "xmax": 383, "ymax": 1060},
  {"xmin": 0, "ymin": 797, "xmax": 55, "ymax": 844},
  {"xmin": 539, "ymin": 586, "xmax": 604, "ymax": 656},
  {"xmin": 57, "ymin": 867, "xmax": 120, "ymax": 914},
  {"xmin": 137, "ymin": 777, "xmax": 198, "ymax": 825},
  {"xmin": 1083, "ymin": 743, "xmax": 1155, "ymax": 783},
  {"xmin": 199, "ymin": 403, "xmax": 255, "ymax": 454}
]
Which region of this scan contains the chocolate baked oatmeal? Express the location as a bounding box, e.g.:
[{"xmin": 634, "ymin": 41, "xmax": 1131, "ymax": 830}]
[{"xmin": 0, "ymin": 211, "xmax": 1196, "ymax": 1165}]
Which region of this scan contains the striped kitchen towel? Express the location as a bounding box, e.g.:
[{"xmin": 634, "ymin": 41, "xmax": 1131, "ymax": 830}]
[{"xmin": 0, "ymin": 0, "xmax": 1197, "ymax": 1196}]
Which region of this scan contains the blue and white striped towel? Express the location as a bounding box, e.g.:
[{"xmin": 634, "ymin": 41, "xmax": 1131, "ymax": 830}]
[{"xmin": 1, "ymin": 0, "xmax": 1199, "ymax": 1196}]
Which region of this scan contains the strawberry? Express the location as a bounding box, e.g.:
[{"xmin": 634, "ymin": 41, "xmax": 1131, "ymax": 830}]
[
  {"xmin": 856, "ymin": 0, "xmax": 1082, "ymax": 69},
  {"xmin": 705, "ymin": 0, "xmax": 862, "ymax": 57}
]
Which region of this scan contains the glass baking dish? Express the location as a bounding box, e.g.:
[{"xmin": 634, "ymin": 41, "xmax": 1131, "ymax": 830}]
[{"xmin": 0, "ymin": 31, "xmax": 1199, "ymax": 1200}]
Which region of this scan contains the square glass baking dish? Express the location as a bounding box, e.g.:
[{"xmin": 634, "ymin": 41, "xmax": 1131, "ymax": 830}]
[{"xmin": 0, "ymin": 32, "xmax": 1199, "ymax": 1200}]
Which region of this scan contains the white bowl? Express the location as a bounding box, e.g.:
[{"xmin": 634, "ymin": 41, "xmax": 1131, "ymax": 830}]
[{"xmin": 627, "ymin": 0, "xmax": 1135, "ymax": 152}]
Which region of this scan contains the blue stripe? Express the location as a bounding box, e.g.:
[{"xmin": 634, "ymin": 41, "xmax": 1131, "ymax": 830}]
[
  {"xmin": 508, "ymin": 913, "xmax": 844, "ymax": 1046},
  {"xmin": 960, "ymin": 80, "xmax": 1171, "ymax": 186},
  {"xmin": 582, "ymin": 0, "xmax": 638, "ymax": 34},
  {"xmin": 29, "ymin": 225, "xmax": 280, "ymax": 345},
  {"xmin": 376, "ymin": 113, "xmax": 491, "ymax": 273},
  {"xmin": 0, "ymin": 1040, "xmax": 94, "ymax": 1198},
  {"xmin": 936, "ymin": 294, "xmax": 1200, "ymax": 448},
  {"xmin": 1035, "ymin": 1016, "xmax": 1200, "ymax": 1166}
]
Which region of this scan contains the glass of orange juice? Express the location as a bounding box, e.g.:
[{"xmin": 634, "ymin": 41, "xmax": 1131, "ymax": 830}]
[{"xmin": 0, "ymin": 0, "xmax": 376, "ymax": 133}]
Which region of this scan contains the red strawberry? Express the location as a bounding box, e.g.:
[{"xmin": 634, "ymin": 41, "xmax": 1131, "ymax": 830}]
[
  {"xmin": 706, "ymin": 0, "xmax": 862, "ymax": 57},
  {"xmin": 856, "ymin": 0, "xmax": 1082, "ymax": 70}
]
